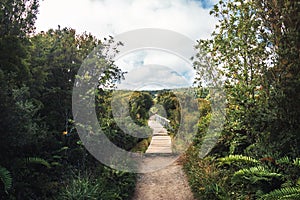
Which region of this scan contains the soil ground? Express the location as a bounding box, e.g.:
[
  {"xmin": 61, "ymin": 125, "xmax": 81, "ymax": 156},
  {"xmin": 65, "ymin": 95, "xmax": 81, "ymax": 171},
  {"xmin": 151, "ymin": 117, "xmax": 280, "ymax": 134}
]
[{"xmin": 132, "ymin": 116, "xmax": 195, "ymax": 200}]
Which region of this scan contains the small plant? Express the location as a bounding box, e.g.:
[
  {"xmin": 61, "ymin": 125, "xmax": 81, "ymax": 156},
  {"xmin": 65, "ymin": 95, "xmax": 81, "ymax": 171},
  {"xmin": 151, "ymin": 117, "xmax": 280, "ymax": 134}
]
[
  {"xmin": 183, "ymin": 148, "xmax": 230, "ymax": 199},
  {"xmin": 218, "ymin": 155, "xmax": 259, "ymax": 166},
  {"xmin": 0, "ymin": 166, "xmax": 12, "ymax": 193},
  {"xmin": 259, "ymin": 186, "xmax": 300, "ymax": 200},
  {"xmin": 232, "ymin": 166, "xmax": 282, "ymax": 184},
  {"xmin": 59, "ymin": 173, "xmax": 102, "ymax": 200},
  {"xmin": 25, "ymin": 157, "xmax": 51, "ymax": 168},
  {"xmin": 59, "ymin": 168, "xmax": 136, "ymax": 200}
]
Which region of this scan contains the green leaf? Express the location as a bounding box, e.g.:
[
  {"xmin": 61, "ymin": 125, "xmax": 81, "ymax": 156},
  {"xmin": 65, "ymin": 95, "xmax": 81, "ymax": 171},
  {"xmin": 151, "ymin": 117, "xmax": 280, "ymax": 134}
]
[
  {"xmin": 218, "ymin": 155, "xmax": 259, "ymax": 166},
  {"xmin": 293, "ymin": 158, "xmax": 300, "ymax": 168},
  {"xmin": 259, "ymin": 186, "xmax": 300, "ymax": 200},
  {"xmin": 0, "ymin": 166, "xmax": 12, "ymax": 193},
  {"xmin": 232, "ymin": 166, "xmax": 282, "ymax": 184},
  {"xmin": 25, "ymin": 157, "xmax": 51, "ymax": 168}
]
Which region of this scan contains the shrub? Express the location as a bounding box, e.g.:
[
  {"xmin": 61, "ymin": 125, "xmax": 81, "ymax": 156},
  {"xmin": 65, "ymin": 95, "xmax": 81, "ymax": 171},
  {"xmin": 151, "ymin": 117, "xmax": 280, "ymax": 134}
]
[
  {"xmin": 59, "ymin": 174, "xmax": 102, "ymax": 200},
  {"xmin": 183, "ymin": 147, "xmax": 230, "ymax": 200}
]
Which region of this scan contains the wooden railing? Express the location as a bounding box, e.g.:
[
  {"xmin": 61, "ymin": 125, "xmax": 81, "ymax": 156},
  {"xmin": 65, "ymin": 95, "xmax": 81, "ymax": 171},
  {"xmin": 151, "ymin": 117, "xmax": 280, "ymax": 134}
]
[{"xmin": 154, "ymin": 114, "xmax": 170, "ymax": 128}]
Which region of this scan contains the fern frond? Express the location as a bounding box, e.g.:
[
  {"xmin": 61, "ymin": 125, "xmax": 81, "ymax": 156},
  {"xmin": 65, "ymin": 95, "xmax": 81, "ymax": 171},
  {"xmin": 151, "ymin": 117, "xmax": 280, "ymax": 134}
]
[
  {"xmin": 0, "ymin": 166, "xmax": 12, "ymax": 192},
  {"xmin": 232, "ymin": 166, "xmax": 282, "ymax": 184},
  {"xmin": 276, "ymin": 157, "xmax": 291, "ymax": 165},
  {"xmin": 218, "ymin": 155, "xmax": 259, "ymax": 166},
  {"xmin": 277, "ymin": 157, "xmax": 300, "ymax": 168},
  {"xmin": 293, "ymin": 158, "xmax": 300, "ymax": 168},
  {"xmin": 25, "ymin": 157, "xmax": 51, "ymax": 168},
  {"xmin": 259, "ymin": 186, "xmax": 300, "ymax": 200}
]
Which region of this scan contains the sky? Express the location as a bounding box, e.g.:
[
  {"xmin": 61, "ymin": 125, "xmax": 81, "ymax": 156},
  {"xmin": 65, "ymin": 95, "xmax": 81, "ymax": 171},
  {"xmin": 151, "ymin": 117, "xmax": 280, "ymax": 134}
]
[{"xmin": 35, "ymin": 0, "xmax": 218, "ymax": 90}]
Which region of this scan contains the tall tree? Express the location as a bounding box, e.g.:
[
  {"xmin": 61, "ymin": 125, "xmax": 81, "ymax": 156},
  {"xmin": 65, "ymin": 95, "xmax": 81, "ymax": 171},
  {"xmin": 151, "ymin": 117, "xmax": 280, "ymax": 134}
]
[
  {"xmin": 255, "ymin": 0, "xmax": 300, "ymax": 151},
  {"xmin": 0, "ymin": 0, "xmax": 39, "ymax": 84},
  {"xmin": 0, "ymin": 0, "xmax": 40, "ymax": 163},
  {"xmin": 194, "ymin": 0, "xmax": 300, "ymax": 156},
  {"xmin": 29, "ymin": 28, "xmax": 103, "ymax": 135}
]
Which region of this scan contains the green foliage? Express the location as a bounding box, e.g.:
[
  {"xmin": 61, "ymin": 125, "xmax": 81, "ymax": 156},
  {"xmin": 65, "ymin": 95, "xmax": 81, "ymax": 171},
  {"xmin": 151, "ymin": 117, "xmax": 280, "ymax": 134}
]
[
  {"xmin": 293, "ymin": 158, "xmax": 300, "ymax": 168},
  {"xmin": 255, "ymin": 0, "xmax": 300, "ymax": 142},
  {"xmin": 186, "ymin": 152, "xmax": 300, "ymax": 199},
  {"xmin": 183, "ymin": 148, "xmax": 230, "ymax": 200},
  {"xmin": 60, "ymin": 174, "xmax": 103, "ymax": 200},
  {"xmin": 25, "ymin": 157, "xmax": 51, "ymax": 169},
  {"xmin": 60, "ymin": 168, "xmax": 136, "ymax": 200},
  {"xmin": 131, "ymin": 137, "xmax": 152, "ymax": 153},
  {"xmin": 0, "ymin": 166, "xmax": 12, "ymax": 193},
  {"xmin": 129, "ymin": 91, "xmax": 154, "ymax": 125},
  {"xmin": 31, "ymin": 28, "xmax": 101, "ymax": 133},
  {"xmin": 96, "ymin": 90, "xmax": 153, "ymax": 151},
  {"xmin": 0, "ymin": 0, "xmax": 39, "ymax": 36},
  {"xmin": 232, "ymin": 166, "xmax": 282, "ymax": 184},
  {"xmin": 218, "ymin": 155, "xmax": 259, "ymax": 166},
  {"xmin": 0, "ymin": 0, "xmax": 141, "ymax": 198},
  {"xmin": 1, "ymin": 0, "xmax": 298, "ymax": 199},
  {"xmin": 0, "ymin": 0, "xmax": 39, "ymax": 84},
  {"xmin": 259, "ymin": 186, "xmax": 300, "ymax": 200},
  {"xmin": 156, "ymin": 91, "xmax": 181, "ymax": 131},
  {"xmin": 98, "ymin": 167, "xmax": 136, "ymax": 200},
  {"xmin": 0, "ymin": 21, "xmax": 137, "ymax": 200},
  {"xmin": 188, "ymin": 0, "xmax": 300, "ymax": 198},
  {"xmin": 193, "ymin": 0, "xmax": 300, "ymax": 157},
  {"xmin": 276, "ymin": 157, "xmax": 300, "ymax": 168}
]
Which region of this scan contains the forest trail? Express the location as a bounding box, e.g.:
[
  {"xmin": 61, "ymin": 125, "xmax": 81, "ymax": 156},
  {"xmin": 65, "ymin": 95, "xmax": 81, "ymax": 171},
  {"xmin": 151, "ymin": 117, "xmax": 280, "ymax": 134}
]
[{"xmin": 132, "ymin": 116, "xmax": 195, "ymax": 200}]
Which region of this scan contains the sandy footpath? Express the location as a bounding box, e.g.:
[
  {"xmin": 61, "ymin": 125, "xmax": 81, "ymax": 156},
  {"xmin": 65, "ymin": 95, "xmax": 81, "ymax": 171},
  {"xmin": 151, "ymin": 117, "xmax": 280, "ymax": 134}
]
[
  {"xmin": 132, "ymin": 158, "xmax": 195, "ymax": 200},
  {"xmin": 132, "ymin": 116, "xmax": 195, "ymax": 200}
]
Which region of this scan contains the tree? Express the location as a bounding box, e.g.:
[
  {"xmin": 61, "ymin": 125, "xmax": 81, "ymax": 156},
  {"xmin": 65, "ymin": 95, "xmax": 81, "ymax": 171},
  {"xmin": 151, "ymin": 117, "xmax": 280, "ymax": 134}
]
[
  {"xmin": 188, "ymin": 1, "xmax": 300, "ymax": 198},
  {"xmin": 0, "ymin": 0, "xmax": 41, "ymax": 164},
  {"xmin": 29, "ymin": 28, "xmax": 102, "ymax": 135},
  {"xmin": 157, "ymin": 91, "xmax": 181, "ymax": 129},
  {"xmin": 129, "ymin": 91, "xmax": 153, "ymax": 125},
  {"xmin": 254, "ymin": 0, "xmax": 300, "ymax": 155},
  {"xmin": 0, "ymin": 0, "xmax": 39, "ymax": 84},
  {"xmin": 194, "ymin": 0, "xmax": 300, "ymax": 156}
]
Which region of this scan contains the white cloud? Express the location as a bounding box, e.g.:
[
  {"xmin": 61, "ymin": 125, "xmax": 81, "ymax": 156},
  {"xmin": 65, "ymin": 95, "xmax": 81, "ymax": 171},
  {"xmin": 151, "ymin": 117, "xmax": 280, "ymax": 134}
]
[
  {"xmin": 115, "ymin": 50, "xmax": 196, "ymax": 89},
  {"xmin": 36, "ymin": 0, "xmax": 217, "ymax": 40},
  {"xmin": 36, "ymin": 0, "xmax": 218, "ymax": 90},
  {"xmin": 116, "ymin": 65, "xmax": 190, "ymax": 90}
]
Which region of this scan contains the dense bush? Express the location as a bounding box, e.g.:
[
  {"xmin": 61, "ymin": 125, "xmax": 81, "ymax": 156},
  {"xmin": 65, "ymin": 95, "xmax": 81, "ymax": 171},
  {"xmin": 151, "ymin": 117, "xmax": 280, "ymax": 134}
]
[
  {"xmin": 0, "ymin": 1, "xmax": 141, "ymax": 199},
  {"xmin": 60, "ymin": 168, "xmax": 136, "ymax": 200},
  {"xmin": 184, "ymin": 0, "xmax": 300, "ymax": 199}
]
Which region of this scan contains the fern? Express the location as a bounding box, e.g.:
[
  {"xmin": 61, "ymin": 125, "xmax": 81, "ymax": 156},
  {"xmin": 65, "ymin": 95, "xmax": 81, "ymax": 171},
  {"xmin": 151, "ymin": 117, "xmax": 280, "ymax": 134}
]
[
  {"xmin": 218, "ymin": 155, "xmax": 259, "ymax": 166},
  {"xmin": 277, "ymin": 157, "xmax": 300, "ymax": 168},
  {"xmin": 293, "ymin": 158, "xmax": 300, "ymax": 168},
  {"xmin": 232, "ymin": 166, "xmax": 282, "ymax": 184},
  {"xmin": 0, "ymin": 166, "xmax": 12, "ymax": 192},
  {"xmin": 259, "ymin": 186, "xmax": 300, "ymax": 200},
  {"xmin": 25, "ymin": 157, "xmax": 51, "ymax": 168},
  {"xmin": 276, "ymin": 157, "xmax": 291, "ymax": 165}
]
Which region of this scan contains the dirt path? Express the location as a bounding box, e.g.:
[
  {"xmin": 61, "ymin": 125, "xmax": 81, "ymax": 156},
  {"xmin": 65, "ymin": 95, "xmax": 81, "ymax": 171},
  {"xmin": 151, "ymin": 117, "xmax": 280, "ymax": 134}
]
[
  {"xmin": 132, "ymin": 159, "xmax": 195, "ymax": 200},
  {"xmin": 132, "ymin": 116, "xmax": 195, "ymax": 200}
]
